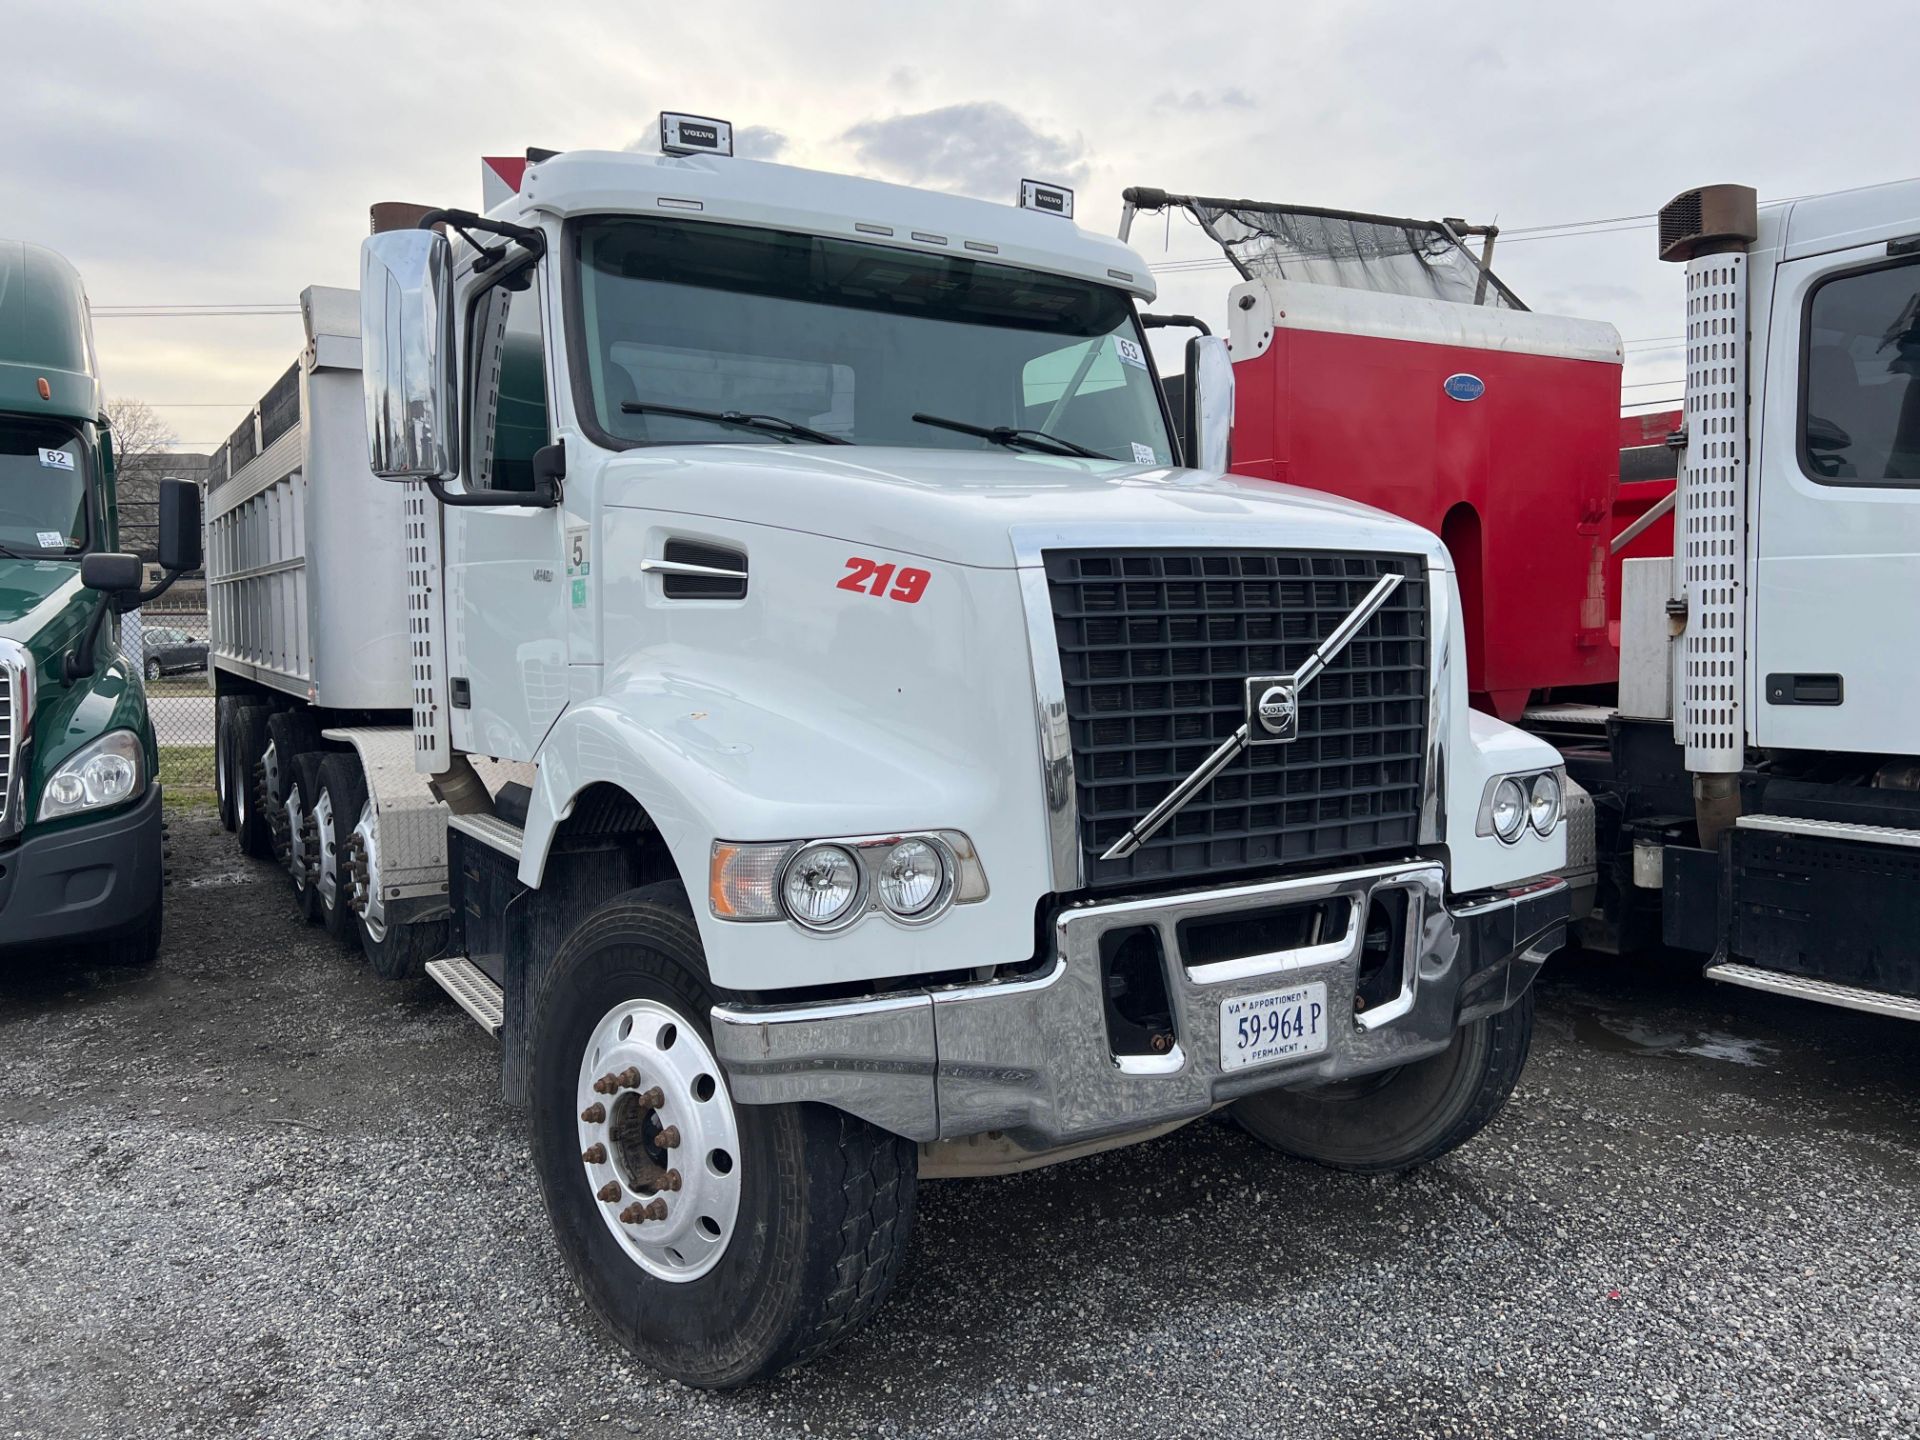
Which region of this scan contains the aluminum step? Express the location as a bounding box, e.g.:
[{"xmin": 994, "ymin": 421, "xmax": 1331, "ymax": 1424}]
[
  {"xmin": 425, "ymin": 955, "xmax": 505, "ymax": 1036},
  {"xmin": 1736, "ymin": 814, "xmax": 1920, "ymax": 849},
  {"xmin": 447, "ymin": 810, "xmax": 525, "ymax": 860},
  {"xmin": 1704, "ymin": 962, "xmax": 1920, "ymax": 1022}
]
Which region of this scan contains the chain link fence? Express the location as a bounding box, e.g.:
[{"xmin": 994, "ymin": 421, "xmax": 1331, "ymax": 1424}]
[{"xmin": 115, "ymin": 488, "xmax": 216, "ymax": 793}]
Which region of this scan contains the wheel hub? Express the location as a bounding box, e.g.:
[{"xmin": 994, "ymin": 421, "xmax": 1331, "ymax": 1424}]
[
  {"xmin": 285, "ymin": 784, "xmax": 316, "ymax": 890},
  {"xmin": 313, "ymin": 788, "xmax": 338, "ymax": 910},
  {"xmin": 348, "ymin": 798, "xmax": 386, "ymax": 940},
  {"xmin": 576, "ymin": 999, "xmax": 741, "ymax": 1282}
]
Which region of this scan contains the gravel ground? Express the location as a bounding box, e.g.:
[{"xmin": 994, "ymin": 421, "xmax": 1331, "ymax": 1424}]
[{"xmin": 3, "ymin": 809, "xmax": 1918, "ymax": 1440}]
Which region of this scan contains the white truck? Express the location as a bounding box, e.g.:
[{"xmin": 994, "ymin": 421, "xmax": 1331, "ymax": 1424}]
[
  {"xmin": 1533, "ymin": 179, "xmax": 1920, "ymax": 1018},
  {"xmin": 207, "ymin": 117, "xmax": 1570, "ymax": 1386}
]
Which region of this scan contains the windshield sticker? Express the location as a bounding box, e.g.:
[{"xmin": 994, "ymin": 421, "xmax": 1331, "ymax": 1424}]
[
  {"xmin": 37, "ymin": 531, "xmax": 65, "ymax": 549},
  {"xmin": 1113, "ymin": 336, "xmax": 1149, "ymax": 370},
  {"xmin": 1130, "ymin": 442, "xmax": 1156, "ymax": 465},
  {"xmin": 38, "ymin": 447, "xmax": 75, "ymax": 471}
]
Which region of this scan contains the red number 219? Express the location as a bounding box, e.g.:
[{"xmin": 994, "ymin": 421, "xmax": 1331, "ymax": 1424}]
[{"xmin": 837, "ymin": 557, "xmax": 930, "ymax": 604}]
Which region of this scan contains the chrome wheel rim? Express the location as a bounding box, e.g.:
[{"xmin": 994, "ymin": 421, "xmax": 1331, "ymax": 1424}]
[
  {"xmin": 313, "ymin": 788, "xmax": 338, "ymax": 912},
  {"xmin": 576, "ymin": 998, "xmax": 742, "ymax": 1283},
  {"xmin": 350, "ymin": 797, "xmax": 387, "ymax": 942},
  {"xmin": 285, "ymin": 782, "xmax": 313, "ymax": 892}
]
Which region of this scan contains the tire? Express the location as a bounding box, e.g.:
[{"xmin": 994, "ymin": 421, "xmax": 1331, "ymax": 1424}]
[
  {"xmin": 528, "ymin": 885, "xmax": 918, "ymax": 1388},
  {"xmin": 262, "ymin": 710, "xmax": 317, "ymax": 809},
  {"xmin": 315, "ymin": 752, "xmax": 365, "ymax": 947},
  {"xmin": 339, "ymin": 775, "xmax": 444, "ymax": 980},
  {"xmin": 215, "ymin": 696, "xmax": 237, "ymax": 831},
  {"xmin": 1232, "ymin": 989, "xmax": 1535, "ymax": 1175},
  {"xmin": 144, "ymin": 657, "xmax": 161, "ymax": 682},
  {"xmin": 229, "ymin": 703, "xmax": 275, "ymax": 860},
  {"xmin": 96, "ymin": 892, "xmax": 164, "ymax": 969},
  {"xmin": 287, "ymin": 751, "xmax": 327, "ymax": 923}
]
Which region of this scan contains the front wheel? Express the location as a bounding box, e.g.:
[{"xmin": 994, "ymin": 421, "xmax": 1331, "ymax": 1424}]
[
  {"xmin": 1232, "ymin": 990, "xmax": 1534, "ymax": 1175},
  {"xmin": 528, "ymin": 885, "xmax": 918, "ymax": 1388},
  {"xmin": 144, "ymin": 657, "xmax": 162, "ymax": 682}
]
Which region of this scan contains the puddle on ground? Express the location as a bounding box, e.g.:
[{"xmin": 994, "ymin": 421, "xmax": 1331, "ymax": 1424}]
[{"xmin": 1572, "ymin": 1009, "xmax": 1775, "ymax": 1067}]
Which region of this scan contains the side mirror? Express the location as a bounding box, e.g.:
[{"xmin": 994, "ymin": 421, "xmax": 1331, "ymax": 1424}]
[
  {"xmin": 80, "ymin": 552, "xmax": 142, "ymax": 593},
  {"xmin": 1183, "ymin": 335, "xmax": 1234, "ymax": 473},
  {"xmin": 361, "ymin": 228, "xmax": 458, "ymax": 480},
  {"xmin": 157, "ymin": 477, "xmax": 202, "ymax": 573}
]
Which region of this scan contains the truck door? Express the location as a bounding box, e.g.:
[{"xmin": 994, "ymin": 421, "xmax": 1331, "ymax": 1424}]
[
  {"xmin": 444, "ymin": 264, "xmax": 568, "ymax": 761},
  {"xmin": 1752, "ymin": 242, "xmax": 1920, "ymax": 754}
]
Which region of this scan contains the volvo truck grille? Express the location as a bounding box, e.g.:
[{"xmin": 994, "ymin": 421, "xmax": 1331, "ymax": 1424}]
[{"xmin": 1045, "ymin": 549, "xmax": 1429, "ymax": 891}]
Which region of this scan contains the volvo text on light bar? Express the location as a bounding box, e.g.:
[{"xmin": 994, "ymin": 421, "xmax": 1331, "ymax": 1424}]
[
  {"xmin": 660, "ymin": 112, "xmax": 733, "ymax": 157},
  {"xmin": 1019, "ymin": 180, "xmax": 1074, "ymax": 219}
]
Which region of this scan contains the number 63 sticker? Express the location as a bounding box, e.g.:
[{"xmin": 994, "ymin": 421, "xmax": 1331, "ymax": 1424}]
[{"xmin": 837, "ymin": 556, "xmax": 930, "ymax": 603}]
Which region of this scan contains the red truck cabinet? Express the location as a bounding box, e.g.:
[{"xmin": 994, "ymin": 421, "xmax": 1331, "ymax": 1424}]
[{"xmin": 1225, "ymin": 278, "xmax": 1624, "ymax": 719}]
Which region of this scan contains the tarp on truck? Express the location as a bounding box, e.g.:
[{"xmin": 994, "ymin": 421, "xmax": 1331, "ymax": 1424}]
[{"xmin": 1123, "ymin": 190, "xmax": 1525, "ymax": 310}]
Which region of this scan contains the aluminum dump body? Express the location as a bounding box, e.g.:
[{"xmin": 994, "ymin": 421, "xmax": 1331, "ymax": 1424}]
[{"xmin": 205, "ymin": 287, "xmax": 412, "ymax": 710}]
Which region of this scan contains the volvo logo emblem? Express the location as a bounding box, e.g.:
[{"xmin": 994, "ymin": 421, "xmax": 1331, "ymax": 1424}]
[{"xmin": 1248, "ymin": 677, "xmax": 1300, "ymax": 744}]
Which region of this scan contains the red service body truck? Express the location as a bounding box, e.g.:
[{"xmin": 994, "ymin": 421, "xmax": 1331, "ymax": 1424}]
[{"xmin": 1121, "ymin": 192, "xmax": 1627, "ymax": 720}]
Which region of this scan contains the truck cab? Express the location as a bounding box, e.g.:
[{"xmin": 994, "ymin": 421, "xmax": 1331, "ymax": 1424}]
[
  {"xmin": 1569, "ymin": 179, "xmax": 1920, "ymax": 1012},
  {"xmin": 219, "ymin": 121, "xmax": 1573, "ymax": 1385},
  {"xmin": 0, "ymin": 240, "xmax": 198, "ymax": 968}
]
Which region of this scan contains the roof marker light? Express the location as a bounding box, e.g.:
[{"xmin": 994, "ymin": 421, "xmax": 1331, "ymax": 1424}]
[
  {"xmin": 1019, "ymin": 179, "xmax": 1074, "ymax": 219},
  {"xmin": 36, "ymin": 377, "xmax": 51, "ymax": 400},
  {"xmin": 660, "ymin": 112, "xmax": 733, "ymax": 157}
]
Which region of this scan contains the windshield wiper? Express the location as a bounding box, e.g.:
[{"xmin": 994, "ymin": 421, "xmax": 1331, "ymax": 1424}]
[
  {"xmin": 620, "ymin": 401, "xmax": 851, "ymax": 445},
  {"xmin": 910, "ymin": 413, "xmax": 1112, "ymax": 460}
]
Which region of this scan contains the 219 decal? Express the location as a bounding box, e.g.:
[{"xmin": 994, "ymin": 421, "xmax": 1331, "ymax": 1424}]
[{"xmin": 837, "ymin": 556, "xmax": 930, "ymax": 604}]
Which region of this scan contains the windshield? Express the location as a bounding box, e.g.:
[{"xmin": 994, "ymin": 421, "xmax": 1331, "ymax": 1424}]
[
  {"xmin": 0, "ymin": 418, "xmax": 88, "ymax": 556},
  {"xmin": 571, "ymin": 217, "xmax": 1174, "ymax": 464}
]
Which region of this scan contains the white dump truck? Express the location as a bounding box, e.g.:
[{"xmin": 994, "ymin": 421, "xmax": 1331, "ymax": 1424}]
[{"xmin": 207, "ymin": 117, "xmax": 1569, "ymax": 1386}]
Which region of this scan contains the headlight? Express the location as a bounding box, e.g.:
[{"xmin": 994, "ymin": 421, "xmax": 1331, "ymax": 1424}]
[
  {"xmin": 1490, "ymin": 777, "xmax": 1527, "ymax": 843},
  {"xmin": 38, "ymin": 730, "xmax": 145, "ymax": 821},
  {"xmin": 875, "ymin": 837, "xmax": 950, "ymax": 919},
  {"xmin": 780, "ymin": 844, "xmax": 864, "ymax": 929},
  {"xmin": 1528, "ymin": 772, "xmax": 1563, "ymax": 835},
  {"xmin": 709, "ymin": 830, "xmax": 987, "ymax": 931}
]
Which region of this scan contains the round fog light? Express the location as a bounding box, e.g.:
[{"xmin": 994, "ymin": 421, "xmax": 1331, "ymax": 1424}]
[
  {"xmin": 781, "ymin": 844, "xmax": 862, "ymax": 928},
  {"xmin": 1528, "ymin": 772, "xmax": 1563, "ymax": 835},
  {"xmin": 1491, "ymin": 777, "xmax": 1527, "ymax": 842},
  {"xmin": 876, "ymin": 838, "xmax": 948, "ymax": 918}
]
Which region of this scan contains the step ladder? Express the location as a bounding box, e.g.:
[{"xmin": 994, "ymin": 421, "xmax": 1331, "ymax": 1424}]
[
  {"xmin": 1704, "ymin": 963, "xmax": 1920, "ymax": 1022},
  {"xmin": 425, "ymin": 956, "xmax": 506, "ymax": 1035}
]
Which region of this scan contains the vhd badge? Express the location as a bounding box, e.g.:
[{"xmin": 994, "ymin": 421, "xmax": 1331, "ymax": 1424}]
[{"xmin": 1246, "ymin": 676, "xmax": 1299, "ymax": 744}]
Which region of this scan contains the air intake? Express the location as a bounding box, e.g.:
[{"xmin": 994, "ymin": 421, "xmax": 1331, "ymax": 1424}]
[{"xmin": 1657, "ymin": 184, "xmax": 1759, "ymax": 263}]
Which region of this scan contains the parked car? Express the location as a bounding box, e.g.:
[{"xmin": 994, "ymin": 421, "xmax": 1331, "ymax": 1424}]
[{"xmin": 142, "ymin": 624, "xmax": 208, "ymax": 680}]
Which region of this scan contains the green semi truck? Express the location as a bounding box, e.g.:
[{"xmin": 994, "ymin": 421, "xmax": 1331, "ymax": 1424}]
[{"xmin": 0, "ymin": 239, "xmax": 200, "ymax": 966}]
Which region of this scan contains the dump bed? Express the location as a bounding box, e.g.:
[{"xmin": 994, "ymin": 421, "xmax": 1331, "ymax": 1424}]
[{"xmin": 206, "ymin": 287, "xmax": 412, "ymax": 710}]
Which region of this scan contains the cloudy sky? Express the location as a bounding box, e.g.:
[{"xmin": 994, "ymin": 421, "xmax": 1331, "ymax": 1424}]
[{"xmin": 8, "ymin": 0, "xmax": 1916, "ymax": 454}]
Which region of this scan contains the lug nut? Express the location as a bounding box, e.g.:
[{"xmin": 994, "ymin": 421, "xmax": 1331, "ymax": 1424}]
[
  {"xmin": 580, "ymin": 1103, "xmax": 605, "ymax": 1123},
  {"xmin": 656, "ymin": 1125, "xmax": 681, "ymax": 1149},
  {"xmin": 635, "ymin": 1085, "xmax": 665, "ymax": 1109},
  {"xmin": 581, "ymin": 1143, "xmax": 607, "ymax": 1164},
  {"xmin": 661, "ymin": 1169, "xmax": 682, "ymax": 1192},
  {"xmin": 596, "ymin": 1182, "xmax": 622, "ymax": 1203},
  {"xmin": 618, "ymin": 1200, "xmax": 669, "ymax": 1225}
]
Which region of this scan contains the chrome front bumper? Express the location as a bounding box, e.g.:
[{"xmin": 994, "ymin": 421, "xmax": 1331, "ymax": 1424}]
[{"xmin": 710, "ymin": 861, "xmax": 1568, "ymax": 1150}]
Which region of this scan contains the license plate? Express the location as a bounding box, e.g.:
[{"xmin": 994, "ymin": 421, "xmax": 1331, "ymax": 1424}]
[{"xmin": 1219, "ymin": 982, "xmax": 1330, "ymax": 1072}]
